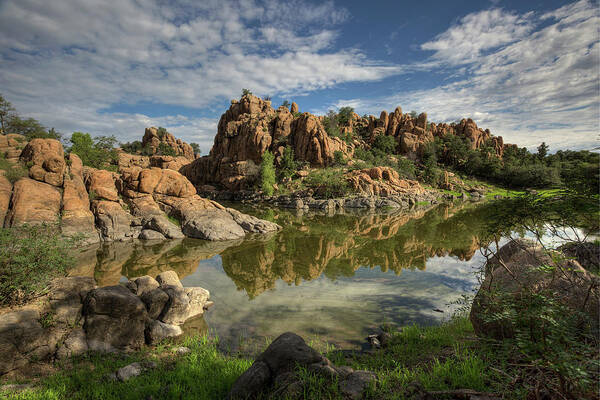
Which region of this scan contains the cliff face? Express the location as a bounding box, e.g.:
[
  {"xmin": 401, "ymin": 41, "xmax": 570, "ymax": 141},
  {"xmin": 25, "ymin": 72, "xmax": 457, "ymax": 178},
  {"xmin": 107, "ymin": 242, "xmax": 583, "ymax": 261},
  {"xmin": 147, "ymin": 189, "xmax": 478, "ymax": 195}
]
[
  {"xmin": 181, "ymin": 95, "xmax": 354, "ymax": 191},
  {"xmin": 182, "ymin": 95, "xmax": 508, "ymax": 191}
]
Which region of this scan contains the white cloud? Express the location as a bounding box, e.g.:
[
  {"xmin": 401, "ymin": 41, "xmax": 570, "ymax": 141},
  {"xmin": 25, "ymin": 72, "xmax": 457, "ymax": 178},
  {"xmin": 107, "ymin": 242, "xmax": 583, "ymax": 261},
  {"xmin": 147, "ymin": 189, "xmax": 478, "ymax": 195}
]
[
  {"xmin": 335, "ymin": 0, "xmax": 600, "ymax": 151},
  {"xmin": 0, "ymin": 0, "xmax": 398, "ymax": 145}
]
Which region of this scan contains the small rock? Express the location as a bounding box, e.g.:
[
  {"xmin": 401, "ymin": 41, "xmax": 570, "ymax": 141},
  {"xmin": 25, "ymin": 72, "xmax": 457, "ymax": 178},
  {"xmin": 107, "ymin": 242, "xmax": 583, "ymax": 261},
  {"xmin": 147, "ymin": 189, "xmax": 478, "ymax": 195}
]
[
  {"xmin": 340, "ymin": 370, "xmax": 377, "ymax": 400},
  {"xmin": 116, "ymin": 362, "xmax": 143, "ymax": 381},
  {"xmin": 175, "ymin": 346, "xmax": 191, "ymax": 355},
  {"xmin": 368, "ymin": 334, "xmax": 381, "ymax": 349}
]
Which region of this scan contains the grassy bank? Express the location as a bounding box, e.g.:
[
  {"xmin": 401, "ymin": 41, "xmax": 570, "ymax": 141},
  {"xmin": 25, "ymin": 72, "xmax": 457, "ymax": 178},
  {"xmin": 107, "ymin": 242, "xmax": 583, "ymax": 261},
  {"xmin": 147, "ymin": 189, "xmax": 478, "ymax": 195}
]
[{"xmin": 4, "ymin": 315, "xmax": 586, "ymax": 400}]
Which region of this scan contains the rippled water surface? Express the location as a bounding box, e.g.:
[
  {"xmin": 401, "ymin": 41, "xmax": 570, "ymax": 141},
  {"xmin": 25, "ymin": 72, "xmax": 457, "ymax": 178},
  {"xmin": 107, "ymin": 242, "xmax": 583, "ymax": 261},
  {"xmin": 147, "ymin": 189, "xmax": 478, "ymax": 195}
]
[{"xmin": 71, "ymin": 202, "xmax": 497, "ymax": 350}]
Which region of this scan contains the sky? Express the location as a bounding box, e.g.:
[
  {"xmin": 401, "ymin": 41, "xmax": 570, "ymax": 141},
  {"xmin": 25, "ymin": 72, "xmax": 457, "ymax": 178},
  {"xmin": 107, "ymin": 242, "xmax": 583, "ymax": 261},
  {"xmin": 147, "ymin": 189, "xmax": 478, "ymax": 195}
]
[{"xmin": 0, "ymin": 0, "xmax": 598, "ymax": 153}]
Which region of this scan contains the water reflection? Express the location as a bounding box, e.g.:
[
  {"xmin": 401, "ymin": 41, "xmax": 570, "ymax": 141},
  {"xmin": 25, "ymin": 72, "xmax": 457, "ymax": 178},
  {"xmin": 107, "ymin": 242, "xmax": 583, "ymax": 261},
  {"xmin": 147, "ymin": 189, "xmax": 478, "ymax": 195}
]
[{"xmin": 70, "ymin": 203, "xmax": 494, "ymax": 349}]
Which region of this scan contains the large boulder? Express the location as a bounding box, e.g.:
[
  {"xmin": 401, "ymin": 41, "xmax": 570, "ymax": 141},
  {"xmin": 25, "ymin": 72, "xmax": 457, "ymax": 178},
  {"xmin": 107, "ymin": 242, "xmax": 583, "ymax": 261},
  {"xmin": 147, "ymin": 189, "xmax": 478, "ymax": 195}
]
[
  {"xmin": 83, "ymin": 285, "xmax": 148, "ymax": 352},
  {"xmin": 345, "ymin": 167, "xmax": 424, "ymax": 197},
  {"xmin": 91, "ymin": 200, "xmax": 136, "ymax": 241},
  {"xmin": 470, "ymin": 239, "xmax": 600, "ymax": 339},
  {"xmin": 229, "ymin": 332, "xmax": 376, "ymax": 400},
  {"xmin": 4, "ymin": 178, "xmax": 61, "ymax": 227},
  {"xmin": 180, "ymin": 208, "xmax": 246, "ymax": 240},
  {"xmin": 19, "ymin": 138, "xmax": 66, "ymax": 187},
  {"xmin": 142, "ymin": 127, "xmax": 196, "ymax": 161},
  {"xmin": 84, "ymin": 168, "xmax": 119, "ymax": 201},
  {"xmin": 61, "ymin": 176, "xmax": 98, "ymax": 242}
]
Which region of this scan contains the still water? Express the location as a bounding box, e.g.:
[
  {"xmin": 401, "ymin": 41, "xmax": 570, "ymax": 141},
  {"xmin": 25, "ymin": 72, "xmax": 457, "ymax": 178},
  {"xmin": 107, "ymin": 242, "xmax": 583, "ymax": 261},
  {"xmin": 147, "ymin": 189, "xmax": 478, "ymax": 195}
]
[{"xmin": 70, "ymin": 203, "xmax": 495, "ymax": 351}]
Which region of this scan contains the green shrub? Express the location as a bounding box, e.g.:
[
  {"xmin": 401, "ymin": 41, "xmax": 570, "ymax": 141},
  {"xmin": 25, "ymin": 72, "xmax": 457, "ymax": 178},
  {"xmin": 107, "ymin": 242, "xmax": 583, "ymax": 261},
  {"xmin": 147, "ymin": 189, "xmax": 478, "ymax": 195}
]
[
  {"xmin": 156, "ymin": 127, "xmax": 168, "ymax": 138},
  {"xmin": 0, "ymin": 153, "xmax": 27, "ymax": 183},
  {"xmin": 69, "ymin": 132, "xmax": 118, "ymax": 170},
  {"xmin": 0, "ymin": 224, "xmax": 78, "ymax": 306},
  {"xmin": 260, "ymin": 150, "xmax": 276, "ymax": 196},
  {"xmin": 120, "ymin": 140, "xmax": 143, "ymax": 154},
  {"xmin": 242, "ymin": 88, "xmax": 252, "ymax": 96},
  {"xmin": 372, "ymin": 135, "xmax": 397, "ymax": 154},
  {"xmin": 305, "ymin": 168, "xmax": 350, "ymax": 198},
  {"xmin": 190, "ymin": 143, "xmax": 201, "ymax": 156},
  {"xmin": 333, "ymin": 150, "xmax": 346, "ymax": 166},
  {"xmin": 278, "ymin": 146, "xmax": 297, "ymax": 181},
  {"xmin": 158, "ymin": 142, "xmax": 177, "ymax": 157},
  {"xmin": 396, "ymin": 157, "xmax": 417, "ymax": 179}
]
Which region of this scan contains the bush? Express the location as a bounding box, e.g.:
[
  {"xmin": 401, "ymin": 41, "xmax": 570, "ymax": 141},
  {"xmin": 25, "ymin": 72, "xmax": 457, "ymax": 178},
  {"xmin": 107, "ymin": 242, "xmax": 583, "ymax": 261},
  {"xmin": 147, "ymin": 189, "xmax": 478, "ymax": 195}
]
[
  {"xmin": 120, "ymin": 140, "xmax": 143, "ymax": 154},
  {"xmin": 278, "ymin": 146, "xmax": 297, "ymax": 181},
  {"xmin": 396, "ymin": 157, "xmax": 417, "ymax": 179},
  {"xmin": 156, "ymin": 127, "xmax": 168, "ymax": 139},
  {"xmin": 333, "ymin": 150, "xmax": 346, "ymax": 166},
  {"xmin": 305, "ymin": 168, "xmax": 350, "ymax": 198},
  {"xmin": 0, "ymin": 153, "xmax": 28, "ymax": 183},
  {"xmin": 190, "ymin": 143, "xmax": 201, "ymax": 156},
  {"xmin": 69, "ymin": 132, "xmax": 118, "ymax": 170},
  {"xmin": 0, "ymin": 224, "xmax": 78, "ymax": 306},
  {"xmin": 260, "ymin": 150, "xmax": 276, "ymax": 196},
  {"xmin": 372, "ymin": 135, "xmax": 397, "ymax": 154},
  {"xmin": 242, "ymin": 88, "xmax": 252, "ymax": 96},
  {"xmin": 158, "ymin": 142, "xmax": 177, "ymax": 157}
]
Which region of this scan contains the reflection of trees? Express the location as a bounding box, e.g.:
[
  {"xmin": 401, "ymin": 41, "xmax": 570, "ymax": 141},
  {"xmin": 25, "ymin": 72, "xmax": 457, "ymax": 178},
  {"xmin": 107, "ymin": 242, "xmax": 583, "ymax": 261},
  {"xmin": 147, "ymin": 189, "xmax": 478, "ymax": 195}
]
[{"xmin": 221, "ymin": 204, "xmax": 496, "ymax": 298}]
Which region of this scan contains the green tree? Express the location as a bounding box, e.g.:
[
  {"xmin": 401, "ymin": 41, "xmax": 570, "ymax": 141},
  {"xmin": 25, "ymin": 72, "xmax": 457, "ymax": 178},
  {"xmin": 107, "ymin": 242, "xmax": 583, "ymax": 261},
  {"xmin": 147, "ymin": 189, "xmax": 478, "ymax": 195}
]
[
  {"xmin": 0, "ymin": 94, "xmax": 16, "ymax": 134},
  {"xmin": 278, "ymin": 146, "xmax": 297, "ymax": 181},
  {"xmin": 242, "ymin": 88, "xmax": 252, "ymax": 97},
  {"xmin": 69, "ymin": 132, "xmax": 118, "ymax": 170},
  {"xmin": 337, "ymin": 106, "xmax": 355, "ymax": 126},
  {"xmin": 157, "ymin": 127, "xmax": 168, "ymax": 138},
  {"xmin": 333, "ymin": 150, "xmax": 346, "ymax": 166},
  {"xmin": 537, "ymin": 142, "xmax": 549, "ymax": 159},
  {"xmin": 260, "ymin": 150, "xmax": 276, "ymax": 196},
  {"xmin": 6, "ymin": 116, "xmax": 50, "ymax": 140},
  {"xmin": 281, "ymin": 100, "xmax": 290, "ymax": 109},
  {"xmin": 372, "ymin": 135, "xmax": 397, "ymax": 154},
  {"xmin": 190, "ymin": 142, "xmax": 201, "ymax": 156},
  {"xmin": 158, "ymin": 142, "xmax": 177, "ymax": 156}
]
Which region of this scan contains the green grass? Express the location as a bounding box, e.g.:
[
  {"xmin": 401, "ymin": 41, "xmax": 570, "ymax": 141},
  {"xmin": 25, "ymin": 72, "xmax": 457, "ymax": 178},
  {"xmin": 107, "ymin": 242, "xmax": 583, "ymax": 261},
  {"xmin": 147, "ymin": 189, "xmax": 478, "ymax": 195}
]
[
  {"xmin": 167, "ymin": 215, "xmax": 181, "ymax": 227},
  {"xmin": 2, "ymin": 336, "xmax": 251, "ymax": 400}
]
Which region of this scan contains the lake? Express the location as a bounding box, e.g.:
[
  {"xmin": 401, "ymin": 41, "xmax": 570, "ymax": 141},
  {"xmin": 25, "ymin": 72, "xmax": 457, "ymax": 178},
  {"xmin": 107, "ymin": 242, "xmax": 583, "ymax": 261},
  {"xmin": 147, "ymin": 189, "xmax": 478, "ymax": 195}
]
[{"xmin": 70, "ymin": 202, "xmax": 498, "ymax": 352}]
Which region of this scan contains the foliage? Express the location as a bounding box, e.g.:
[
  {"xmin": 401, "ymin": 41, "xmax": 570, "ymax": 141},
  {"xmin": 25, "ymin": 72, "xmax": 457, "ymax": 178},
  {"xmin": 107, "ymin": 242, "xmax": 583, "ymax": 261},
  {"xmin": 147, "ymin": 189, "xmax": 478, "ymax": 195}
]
[
  {"xmin": 0, "ymin": 224, "xmax": 78, "ymax": 306},
  {"xmin": 120, "ymin": 140, "xmax": 143, "ymax": 154},
  {"xmin": 336, "ymin": 106, "xmax": 355, "ymax": 126},
  {"xmin": 304, "ymin": 168, "xmax": 350, "ymax": 199},
  {"xmin": 158, "ymin": 142, "xmax": 177, "ymax": 157},
  {"xmin": 69, "ymin": 132, "xmax": 118, "ymax": 170},
  {"xmin": 323, "ymin": 110, "xmax": 341, "ymax": 138},
  {"xmin": 281, "ymin": 100, "xmax": 290, "ymax": 109},
  {"xmin": 260, "ymin": 150, "xmax": 276, "ymax": 196},
  {"xmin": 333, "ymin": 150, "xmax": 346, "ymax": 166},
  {"xmin": 0, "ymin": 153, "xmax": 28, "ymax": 183},
  {"xmin": 0, "ymin": 93, "xmax": 16, "ymax": 134},
  {"xmin": 156, "ymin": 127, "xmax": 168, "ymax": 139},
  {"xmin": 409, "ymin": 110, "xmax": 418, "ymax": 119},
  {"xmin": 396, "ymin": 157, "xmax": 417, "ymax": 180},
  {"xmin": 372, "ymin": 134, "xmax": 396, "ymax": 154},
  {"xmin": 0, "ymin": 92, "xmax": 60, "ymax": 139},
  {"xmin": 537, "ymin": 141, "xmax": 549, "ymax": 159},
  {"xmin": 278, "ymin": 146, "xmax": 297, "ymax": 181},
  {"xmin": 190, "ymin": 142, "xmax": 201, "ymax": 156},
  {"xmin": 242, "ymin": 88, "xmax": 252, "ymax": 96}
]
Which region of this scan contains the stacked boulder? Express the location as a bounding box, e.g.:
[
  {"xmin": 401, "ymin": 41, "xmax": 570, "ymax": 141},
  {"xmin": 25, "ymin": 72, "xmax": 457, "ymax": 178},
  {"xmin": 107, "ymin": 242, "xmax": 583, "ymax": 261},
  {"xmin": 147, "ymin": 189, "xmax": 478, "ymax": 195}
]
[
  {"xmin": 0, "ymin": 271, "xmax": 211, "ymax": 377},
  {"xmin": 142, "ymin": 127, "xmax": 197, "ymax": 161},
  {"xmin": 0, "ymin": 136, "xmax": 279, "ymax": 242},
  {"xmin": 181, "ymin": 95, "xmax": 354, "ymax": 191}
]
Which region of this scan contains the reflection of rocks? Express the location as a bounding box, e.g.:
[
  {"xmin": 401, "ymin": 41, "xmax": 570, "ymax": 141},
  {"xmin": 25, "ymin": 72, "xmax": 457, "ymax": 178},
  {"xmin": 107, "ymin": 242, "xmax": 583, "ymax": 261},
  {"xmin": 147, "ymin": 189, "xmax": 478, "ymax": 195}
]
[
  {"xmin": 70, "ymin": 238, "xmax": 244, "ymax": 286},
  {"xmin": 220, "ymin": 204, "xmax": 487, "ymax": 298}
]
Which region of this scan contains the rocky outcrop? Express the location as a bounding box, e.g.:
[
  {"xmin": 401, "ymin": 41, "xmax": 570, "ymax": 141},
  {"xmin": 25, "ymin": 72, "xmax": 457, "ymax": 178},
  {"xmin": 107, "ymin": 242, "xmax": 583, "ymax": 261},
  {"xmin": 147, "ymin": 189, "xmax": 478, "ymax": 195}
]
[
  {"xmin": 470, "ymin": 239, "xmax": 600, "ymax": 339},
  {"xmin": 0, "ymin": 271, "xmax": 212, "ymax": 377},
  {"xmin": 20, "ymin": 138, "xmax": 66, "ymax": 187},
  {"xmin": 0, "ymin": 136, "xmax": 278, "ymax": 242},
  {"xmin": 4, "ymin": 178, "xmax": 61, "ymax": 227},
  {"xmin": 0, "ymin": 134, "xmax": 26, "ymax": 162},
  {"xmin": 142, "ymin": 127, "xmax": 196, "ymax": 161},
  {"xmin": 345, "ymin": 167, "xmax": 425, "ymax": 197},
  {"xmin": 181, "ymin": 94, "xmax": 354, "ymax": 190},
  {"xmin": 229, "ymin": 332, "xmax": 376, "ymax": 400}
]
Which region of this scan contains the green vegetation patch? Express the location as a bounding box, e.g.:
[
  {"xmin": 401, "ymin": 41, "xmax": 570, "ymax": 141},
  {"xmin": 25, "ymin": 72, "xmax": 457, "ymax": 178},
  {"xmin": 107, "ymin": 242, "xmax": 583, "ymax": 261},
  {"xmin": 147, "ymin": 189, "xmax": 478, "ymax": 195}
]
[{"xmin": 0, "ymin": 224, "xmax": 79, "ymax": 306}]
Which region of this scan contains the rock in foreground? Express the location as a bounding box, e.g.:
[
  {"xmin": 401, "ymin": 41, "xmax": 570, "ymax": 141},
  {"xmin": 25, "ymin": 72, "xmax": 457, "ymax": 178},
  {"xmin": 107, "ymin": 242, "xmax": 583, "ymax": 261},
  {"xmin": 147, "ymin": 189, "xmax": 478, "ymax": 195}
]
[{"xmin": 229, "ymin": 332, "xmax": 376, "ymax": 399}]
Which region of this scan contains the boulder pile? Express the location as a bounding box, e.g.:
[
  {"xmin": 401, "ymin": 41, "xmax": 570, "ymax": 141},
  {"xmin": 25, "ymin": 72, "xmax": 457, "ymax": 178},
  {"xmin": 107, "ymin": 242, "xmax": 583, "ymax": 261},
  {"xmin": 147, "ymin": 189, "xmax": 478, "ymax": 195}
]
[
  {"xmin": 0, "ymin": 136, "xmax": 279, "ymax": 243},
  {"xmin": 0, "ymin": 271, "xmax": 211, "ymax": 378}
]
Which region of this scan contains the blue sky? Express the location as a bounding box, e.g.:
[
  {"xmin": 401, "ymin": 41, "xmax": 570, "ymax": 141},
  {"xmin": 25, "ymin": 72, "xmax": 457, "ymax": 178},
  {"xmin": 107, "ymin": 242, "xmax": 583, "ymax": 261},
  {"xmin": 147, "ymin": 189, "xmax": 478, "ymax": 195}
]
[{"xmin": 0, "ymin": 0, "xmax": 598, "ymax": 153}]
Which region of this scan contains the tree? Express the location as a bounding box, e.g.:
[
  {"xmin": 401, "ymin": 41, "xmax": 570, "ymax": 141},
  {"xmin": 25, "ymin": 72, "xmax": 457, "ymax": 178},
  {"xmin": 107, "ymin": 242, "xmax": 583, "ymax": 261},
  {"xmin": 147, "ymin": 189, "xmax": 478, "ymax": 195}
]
[
  {"xmin": 281, "ymin": 100, "xmax": 290, "ymax": 109},
  {"xmin": 190, "ymin": 143, "xmax": 201, "ymax": 156},
  {"xmin": 278, "ymin": 146, "xmax": 297, "ymax": 181},
  {"xmin": 6, "ymin": 116, "xmax": 49, "ymax": 140},
  {"xmin": 242, "ymin": 88, "xmax": 252, "ymax": 97},
  {"xmin": 537, "ymin": 142, "xmax": 549, "ymax": 159},
  {"xmin": 69, "ymin": 132, "xmax": 118, "ymax": 170},
  {"xmin": 0, "ymin": 94, "xmax": 16, "ymax": 134},
  {"xmin": 158, "ymin": 142, "xmax": 176, "ymax": 156},
  {"xmin": 156, "ymin": 127, "xmax": 168, "ymax": 138},
  {"xmin": 260, "ymin": 150, "xmax": 276, "ymax": 196},
  {"xmin": 337, "ymin": 106, "xmax": 355, "ymax": 126},
  {"xmin": 372, "ymin": 135, "xmax": 397, "ymax": 154},
  {"xmin": 409, "ymin": 110, "xmax": 418, "ymax": 119}
]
